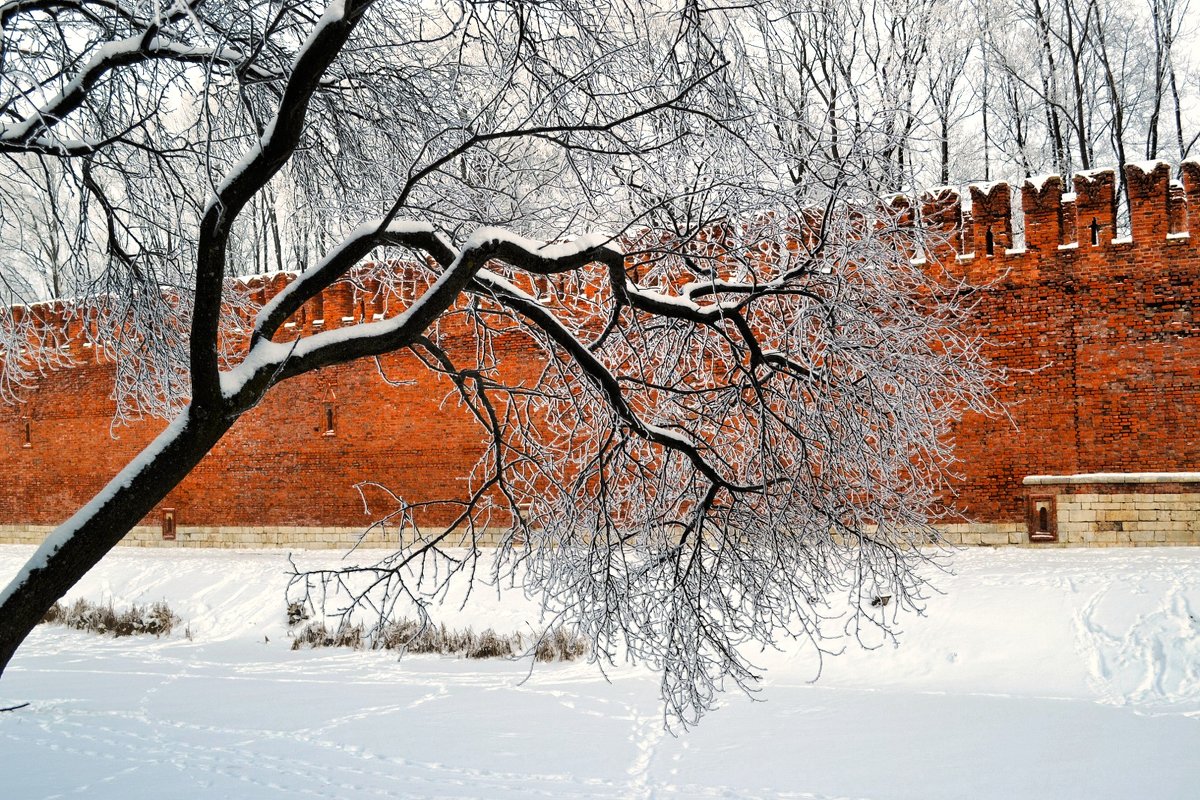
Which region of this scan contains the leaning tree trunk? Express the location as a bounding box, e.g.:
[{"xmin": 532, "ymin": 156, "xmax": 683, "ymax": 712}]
[{"xmin": 0, "ymin": 405, "xmax": 235, "ymax": 678}]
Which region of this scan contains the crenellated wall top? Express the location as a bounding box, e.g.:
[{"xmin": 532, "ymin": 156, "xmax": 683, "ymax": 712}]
[
  {"xmin": 910, "ymin": 161, "xmax": 1200, "ymax": 282},
  {"xmin": 6, "ymin": 160, "xmax": 1200, "ymax": 345}
]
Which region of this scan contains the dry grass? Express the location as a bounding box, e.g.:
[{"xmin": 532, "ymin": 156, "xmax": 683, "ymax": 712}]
[
  {"xmin": 533, "ymin": 626, "xmax": 589, "ymax": 662},
  {"xmin": 40, "ymin": 598, "xmax": 180, "ymax": 637},
  {"xmin": 290, "ymin": 621, "xmax": 365, "ymax": 650},
  {"xmin": 291, "ymin": 617, "xmax": 588, "ymax": 662}
]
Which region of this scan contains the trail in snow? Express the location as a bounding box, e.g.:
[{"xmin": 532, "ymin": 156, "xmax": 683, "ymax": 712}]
[{"xmin": 1074, "ymin": 572, "xmax": 1200, "ymax": 711}]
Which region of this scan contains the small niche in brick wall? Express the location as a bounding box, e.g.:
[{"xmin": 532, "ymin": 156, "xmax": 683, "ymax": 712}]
[
  {"xmin": 162, "ymin": 508, "xmax": 177, "ymax": 541},
  {"xmin": 323, "ymin": 403, "xmax": 336, "ymax": 436},
  {"xmin": 21, "ymin": 417, "xmax": 31, "ymax": 448},
  {"xmin": 1027, "ymin": 496, "xmax": 1057, "ymax": 542}
]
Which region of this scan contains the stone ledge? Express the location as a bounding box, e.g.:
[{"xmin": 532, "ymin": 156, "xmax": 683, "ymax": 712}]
[
  {"xmin": 1024, "ymin": 472, "xmax": 1200, "ymax": 485},
  {"xmin": 2, "ymin": 519, "xmax": 1196, "ymax": 549}
]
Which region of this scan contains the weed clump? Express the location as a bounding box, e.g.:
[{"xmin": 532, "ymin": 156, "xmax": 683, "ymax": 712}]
[
  {"xmin": 290, "ymin": 621, "xmax": 364, "ymax": 649},
  {"xmin": 533, "ymin": 626, "xmax": 590, "ymax": 663},
  {"xmin": 291, "ymin": 617, "xmax": 587, "ymax": 662},
  {"xmin": 40, "ymin": 598, "xmax": 181, "ymax": 637},
  {"xmin": 286, "ymin": 601, "xmax": 309, "ymax": 627}
]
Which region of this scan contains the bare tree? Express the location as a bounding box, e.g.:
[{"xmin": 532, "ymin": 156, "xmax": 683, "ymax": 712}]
[
  {"xmin": 0, "ymin": 158, "xmax": 73, "ymax": 297},
  {"xmin": 1145, "ymin": 0, "xmax": 1195, "ymax": 160},
  {"xmin": 966, "ymin": 0, "xmax": 1200, "ymax": 192},
  {"xmin": 0, "ymin": 0, "xmax": 996, "ymax": 720},
  {"xmin": 922, "ymin": 3, "xmax": 975, "ymax": 185},
  {"xmin": 1090, "ymin": 0, "xmax": 1135, "ymax": 213}
]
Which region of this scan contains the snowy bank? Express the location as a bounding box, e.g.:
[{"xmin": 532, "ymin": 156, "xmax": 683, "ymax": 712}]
[{"xmin": 0, "ymin": 546, "xmax": 1197, "ymax": 799}]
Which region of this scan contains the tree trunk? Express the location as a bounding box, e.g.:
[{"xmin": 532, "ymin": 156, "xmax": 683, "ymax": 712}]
[
  {"xmin": 1063, "ymin": 0, "xmax": 1092, "ymax": 172},
  {"xmin": 982, "ymin": 52, "xmax": 991, "ymax": 181},
  {"xmin": 1093, "ymin": 3, "xmax": 1129, "ymax": 224},
  {"xmin": 940, "ymin": 112, "xmax": 950, "ymax": 185},
  {"xmin": 1169, "ymin": 62, "xmax": 1186, "ymax": 159},
  {"xmin": 0, "ymin": 405, "xmax": 234, "ymax": 678},
  {"xmin": 1032, "ymin": 0, "xmax": 1067, "ymax": 174}
]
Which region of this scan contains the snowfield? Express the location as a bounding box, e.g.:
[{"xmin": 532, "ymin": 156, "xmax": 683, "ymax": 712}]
[{"xmin": 1, "ymin": 545, "xmax": 1197, "ymax": 799}]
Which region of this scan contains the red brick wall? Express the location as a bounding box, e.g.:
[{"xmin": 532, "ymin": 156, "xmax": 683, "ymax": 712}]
[
  {"xmin": 947, "ymin": 162, "xmax": 1200, "ymax": 521},
  {"xmin": 2, "ymin": 161, "xmax": 1199, "ymax": 532},
  {"xmin": 1, "ymin": 349, "xmax": 502, "ymax": 528}
]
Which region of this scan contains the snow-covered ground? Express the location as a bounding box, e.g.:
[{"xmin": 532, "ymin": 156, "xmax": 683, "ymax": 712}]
[{"xmin": 1, "ymin": 545, "xmax": 1197, "ymax": 799}]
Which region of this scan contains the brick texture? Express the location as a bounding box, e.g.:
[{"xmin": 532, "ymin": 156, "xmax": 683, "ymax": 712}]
[
  {"xmin": 947, "ymin": 163, "xmax": 1200, "ymax": 525},
  {"xmin": 2, "ymin": 161, "xmax": 1199, "ymax": 545}
]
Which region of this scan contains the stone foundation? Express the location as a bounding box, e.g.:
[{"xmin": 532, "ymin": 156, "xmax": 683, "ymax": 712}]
[
  {"xmin": 5, "ymin": 514, "xmax": 1194, "ymax": 550},
  {"xmin": 1023, "ymin": 473, "xmax": 1200, "ymax": 546},
  {"xmin": 935, "ymin": 522, "xmax": 1027, "ymax": 547},
  {"xmin": 7, "ymin": 471, "xmax": 1200, "ymax": 549},
  {"xmin": 0, "ymin": 524, "xmax": 513, "ymax": 549}
]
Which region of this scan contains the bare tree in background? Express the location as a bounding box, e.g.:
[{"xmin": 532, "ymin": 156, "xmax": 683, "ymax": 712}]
[
  {"xmin": 0, "ymin": 0, "xmax": 998, "ymax": 721},
  {"xmin": 0, "ymin": 157, "xmax": 76, "ymax": 298},
  {"xmin": 963, "ymin": 0, "xmax": 1200, "ymax": 197},
  {"xmin": 7, "ymin": 1, "xmax": 1195, "ymax": 277},
  {"xmin": 1149, "ymin": 0, "xmax": 1199, "ymax": 160},
  {"xmin": 922, "ymin": 3, "xmax": 975, "ymax": 185}
]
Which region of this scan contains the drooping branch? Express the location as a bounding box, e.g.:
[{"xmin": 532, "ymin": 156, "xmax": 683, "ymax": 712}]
[{"xmin": 468, "ymin": 267, "xmax": 759, "ymax": 493}]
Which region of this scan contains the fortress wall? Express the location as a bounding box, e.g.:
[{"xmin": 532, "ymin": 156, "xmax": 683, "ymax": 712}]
[
  {"xmin": 942, "ymin": 162, "xmax": 1200, "ymax": 534},
  {"xmin": 3, "ymin": 160, "xmax": 1200, "ymax": 546}
]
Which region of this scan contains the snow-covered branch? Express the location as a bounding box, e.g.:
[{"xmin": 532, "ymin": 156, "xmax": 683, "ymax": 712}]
[
  {"xmin": 190, "ymin": 0, "xmax": 373, "ymax": 407},
  {"xmin": 251, "ymin": 219, "xmax": 452, "ymax": 346},
  {"xmin": 0, "ymin": 34, "xmax": 278, "ymax": 151},
  {"xmin": 227, "ymin": 225, "xmax": 626, "ymax": 407}
]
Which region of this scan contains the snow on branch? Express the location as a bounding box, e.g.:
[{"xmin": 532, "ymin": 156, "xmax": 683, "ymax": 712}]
[
  {"xmin": 225, "ymin": 225, "xmax": 623, "ymax": 407},
  {"xmin": 251, "ymin": 219, "xmax": 452, "ymax": 345},
  {"xmin": 0, "ymin": 33, "xmax": 277, "ymax": 151}
]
